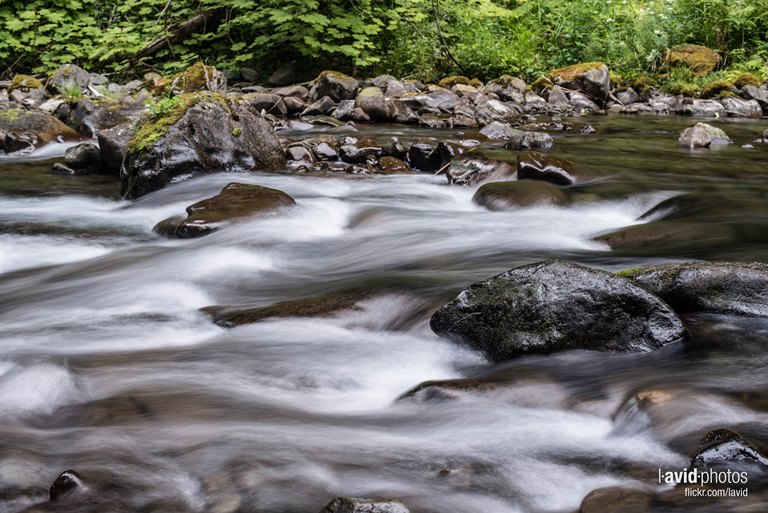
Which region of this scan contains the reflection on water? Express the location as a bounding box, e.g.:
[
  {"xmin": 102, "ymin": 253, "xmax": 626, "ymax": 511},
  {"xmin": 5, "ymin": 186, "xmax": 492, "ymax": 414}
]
[{"xmin": 0, "ymin": 116, "xmax": 767, "ymax": 513}]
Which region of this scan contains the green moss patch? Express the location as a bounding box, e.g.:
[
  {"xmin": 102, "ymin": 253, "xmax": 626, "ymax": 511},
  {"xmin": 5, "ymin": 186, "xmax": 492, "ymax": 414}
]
[
  {"xmin": 665, "ymin": 45, "xmax": 721, "ymax": 75},
  {"xmin": 701, "ymin": 80, "xmax": 734, "ymax": 98},
  {"xmin": 438, "ymin": 75, "xmax": 471, "ymax": 87},
  {"xmin": 549, "ymin": 62, "xmax": 605, "ymax": 82},
  {"xmin": 9, "ymin": 74, "xmax": 42, "ymax": 92}
]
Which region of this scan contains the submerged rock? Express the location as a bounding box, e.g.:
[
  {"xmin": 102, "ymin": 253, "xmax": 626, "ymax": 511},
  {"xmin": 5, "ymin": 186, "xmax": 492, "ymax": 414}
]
[
  {"xmin": 579, "ymin": 487, "xmax": 652, "ymax": 513},
  {"xmin": 517, "ymin": 152, "xmax": 578, "ymax": 185},
  {"xmin": 678, "ymin": 122, "xmax": 732, "ymax": 148},
  {"xmin": 473, "ymin": 181, "xmax": 566, "ymax": 210},
  {"xmin": 430, "ymin": 260, "xmax": 687, "ymax": 362},
  {"xmin": 202, "ymin": 292, "xmax": 364, "ymax": 327},
  {"xmin": 154, "ymin": 183, "xmax": 295, "ymax": 238},
  {"xmin": 691, "ymin": 428, "xmax": 768, "ymax": 471},
  {"xmin": 319, "ymin": 497, "xmax": 410, "ymax": 513},
  {"xmin": 121, "ymin": 92, "xmax": 286, "ymax": 199},
  {"xmin": 619, "ymin": 261, "xmax": 768, "ymax": 316}
]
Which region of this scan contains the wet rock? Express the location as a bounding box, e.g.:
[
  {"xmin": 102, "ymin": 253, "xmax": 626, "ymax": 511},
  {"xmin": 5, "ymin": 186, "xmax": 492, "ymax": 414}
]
[
  {"xmin": 691, "ymin": 429, "xmax": 768, "ymax": 471},
  {"xmin": 619, "ymin": 261, "xmax": 768, "ymax": 317},
  {"xmin": 399, "ymin": 379, "xmax": 504, "ymax": 401},
  {"xmin": 80, "ymin": 106, "xmax": 134, "ymax": 137},
  {"xmin": 319, "ymin": 497, "xmax": 410, "ymax": 513},
  {"xmin": 378, "ymin": 156, "xmax": 411, "ymax": 174},
  {"xmin": 504, "ymin": 131, "xmax": 554, "ymax": 151},
  {"xmin": 0, "ymin": 108, "xmax": 78, "ymax": 153},
  {"xmin": 122, "ymin": 92, "xmax": 286, "ymax": 199},
  {"xmin": 46, "ymin": 64, "xmax": 90, "ymax": 93},
  {"xmin": 203, "ymin": 292, "xmax": 363, "ymax": 327},
  {"xmin": 479, "ymin": 121, "xmax": 520, "ymax": 141},
  {"xmin": 50, "ymin": 163, "xmax": 79, "ymax": 176},
  {"xmin": 286, "ymin": 145, "xmax": 315, "ymax": 163},
  {"xmin": 96, "ymin": 123, "xmax": 133, "ymax": 175},
  {"xmin": 418, "ymin": 113, "xmax": 451, "ymax": 129},
  {"xmin": 64, "ymin": 143, "xmax": 103, "ymax": 173},
  {"xmin": 665, "ymin": 44, "xmax": 721, "ymax": 75},
  {"xmin": 49, "ymin": 470, "xmax": 86, "ymax": 502},
  {"xmin": 517, "ymin": 152, "xmax": 577, "ymax": 185},
  {"xmin": 678, "ymin": 99, "xmax": 725, "ymax": 117},
  {"xmin": 311, "ymin": 71, "xmax": 359, "ymax": 102},
  {"xmin": 473, "ymin": 180, "xmax": 566, "ymax": 210},
  {"xmin": 474, "ymin": 99, "xmax": 519, "ymax": 124},
  {"xmin": 721, "ymin": 97, "xmax": 762, "ymax": 118},
  {"xmin": 620, "ymin": 103, "xmax": 653, "ymax": 115},
  {"xmin": 547, "ymin": 86, "xmax": 569, "ymax": 106},
  {"xmin": 678, "ymin": 122, "xmax": 732, "ymax": 148},
  {"xmin": 579, "ymin": 487, "xmax": 652, "ymax": 513},
  {"xmin": 332, "ymin": 99, "xmax": 355, "ymax": 121},
  {"xmin": 446, "ymin": 156, "xmax": 515, "ymax": 185},
  {"xmin": 430, "ymin": 260, "xmax": 687, "ymax": 361},
  {"xmin": 569, "ymin": 91, "xmax": 601, "ymax": 112},
  {"xmin": 244, "ymin": 92, "xmax": 286, "ymax": 116},
  {"xmin": 383, "ymin": 137, "xmax": 407, "ymax": 159},
  {"xmin": 302, "ymin": 96, "xmax": 336, "ymax": 116},
  {"xmin": 314, "ymin": 142, "xmax": 338, "ymax": 161},
  {"xmin": 549, "ymin": 62, "xmax": 610, "ymax": 106},
  {"xmin": 281, "ymin": 96, "xmax": 307, "ymax": 115},
  {"xmin": 339, "ymin": 145, "xmax": 382, "ymax": 164},
  {"xmin": 596, "ymin": 222, "xmax": 734, "ymax": 251},
  {"xmin": 355, "ymin": 87, "xmax": 389, "ymax": 121},
  {"xmin": 154, "ymin": 183, "xmax": 295, "ymax": 238},
  {"xmin": 407, "ymin": 141, "xmax": 451, "ymax": 172}
]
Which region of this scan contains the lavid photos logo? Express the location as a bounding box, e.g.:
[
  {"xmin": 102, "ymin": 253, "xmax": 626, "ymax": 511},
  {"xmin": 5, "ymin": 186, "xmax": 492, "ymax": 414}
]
[{"xmin": 658, "ymin": 467, "xmax": 750, "ymax": 498}]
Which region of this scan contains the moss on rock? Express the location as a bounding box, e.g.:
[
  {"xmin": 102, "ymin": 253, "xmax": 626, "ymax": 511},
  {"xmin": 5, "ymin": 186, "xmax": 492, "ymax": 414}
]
[
  {"xmin": 9, "ymin": 74, "xmax": 43, "ymax": 92},
  {"xmin": 549, "ymin": 62, "xmax": 605, "ymax": 82},
  {"xmin": 665, "ymin": 44, "xmax": 721, "ymax": 75},
  {"xmin": 437, "ymin": 75, "xmax": 471, "ymax": 88},
  {"xmin": 701, "ymin": 80, "xmax": 734, "ymax": 99},
  {"xmin": 170, "ymin": 62, "xmax": 226, "ymax": 93},
  {"xmin": 733, "ymin": 72, "xmax": 762, "ymax": 89}
]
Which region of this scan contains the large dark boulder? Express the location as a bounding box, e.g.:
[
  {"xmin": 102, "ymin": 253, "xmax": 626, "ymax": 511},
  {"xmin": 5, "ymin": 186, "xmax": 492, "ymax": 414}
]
[
  {"xmin": 619, "ymin": 261, "xmax": 768, "ymax": 316},
  {"xmin": 96, "ymin": 123, "xmax": 133, "ymax": 176},
  {"xmin": 311, "ymin": 71, "xmax": 359, "ymax": 102},
  {"xmin": 517, "ymin": 152, "xmax": 578, "ymax": 185},
  {"xmin": 691, "ymin": 429, "xmax": 768, "ymax": 471},
  {"xmin": 121, "ymin": 92, "xmax": 286, "ymax": 199},
  {"xmin": 153, "ymin": 182, "xmax": 295, "ymax": 238},
  {"xmin": 430, "ymin": 260, "xmax": 687, "ymax": 361},
  {"xmin": 446, "ymin": 156, "xmax": 515, "ymax": 185}
]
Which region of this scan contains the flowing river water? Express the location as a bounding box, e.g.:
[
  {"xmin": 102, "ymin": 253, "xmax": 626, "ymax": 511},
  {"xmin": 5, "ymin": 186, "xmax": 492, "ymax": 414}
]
[{"xmin": 0, "ymin": 116, "xmax": 767, "ymax": 513}]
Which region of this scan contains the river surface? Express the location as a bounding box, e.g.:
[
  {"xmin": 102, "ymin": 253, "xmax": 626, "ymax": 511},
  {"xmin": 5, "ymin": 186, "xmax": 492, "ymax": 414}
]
[{"xmin": 0, "ymin": 116, "xmax": 767, "ymax": 513}]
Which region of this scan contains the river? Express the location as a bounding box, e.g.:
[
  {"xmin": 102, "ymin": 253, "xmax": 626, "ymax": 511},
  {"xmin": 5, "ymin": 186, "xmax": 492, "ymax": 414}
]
[{"xmin": 0, "ymin": 116, "xmax": 766, "ymax": 513}]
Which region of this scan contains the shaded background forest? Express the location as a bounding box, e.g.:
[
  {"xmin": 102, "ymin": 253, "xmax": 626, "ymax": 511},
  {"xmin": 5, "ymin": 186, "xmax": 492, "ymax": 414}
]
[{"xmin": 2, "ymin": 0, "xmax": 768, "ymax": 83}]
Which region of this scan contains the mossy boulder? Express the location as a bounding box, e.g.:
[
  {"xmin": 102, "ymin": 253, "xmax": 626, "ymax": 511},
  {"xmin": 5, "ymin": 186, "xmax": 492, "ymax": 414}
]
[
  {"xmin": 121, "ymin": 92, "xmax": 286, "ymax": 199},
  {"xmin": 153, "ymin": 182, "xmax": 295, "ymax": 238},
  {"xmin": 701, "ymin": 80, "xmax": 735, "ymax": 99},
  {"xmin": 619, "ymin": 261, "xmax": 768, "ymax": 317},
  {"xmin": 170, "ymin": 62, "xmax": 226, "ymax": 94},
  {"xmin": 665, "ymin": 44, "xmax": 721, "ymax": 75},
  {"xmin": 733, "ymin": 72, "xmax": 762, "ymax": 89},
  {"xmin": 9, "ymin": 74, "xmax": 43, "ymax": 92},
  {"xmin": 473, "ymin": 180, "xmax": 566, "ymax": 210},
  {"xmin": 311, "ymin": 71, "xmax": 359, "ymax": 102},
  {"xmin": 678, "ymin": 122, "xmax": 732, "ymax": 148},
  {"xmin": 430, "ymin": 260, "xmax": 687, "ymax": 361},
  {"xmin": 549, "ymin": 62, "xmax": 610, "ymax": 106},
  {"xmin": 437, "ymin": 75, "xmax": 471, "ymax": 88},
  {"xmin": 0, "ymin": 108, "xmax": 78, "ymax": 154}
]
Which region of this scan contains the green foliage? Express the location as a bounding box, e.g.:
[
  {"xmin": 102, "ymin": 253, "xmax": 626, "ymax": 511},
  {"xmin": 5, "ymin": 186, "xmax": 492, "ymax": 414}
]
[
  {"xmin": 1, "ymin": 0, "xmax": 768, "ymax": 84},
  {"xmin": 146, "ymin": 96, "xmax": 180, "ymax": 119}
]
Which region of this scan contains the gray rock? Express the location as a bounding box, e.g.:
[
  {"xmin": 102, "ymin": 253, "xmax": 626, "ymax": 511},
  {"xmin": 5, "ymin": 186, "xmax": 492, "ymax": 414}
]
[
  {"xmin": 383, "ymin": 80, "xmax": 406, "ymax": 98},
  {"xmin": 47, "ymin": 64, "xmax": 90, "ymax": 93},
  {"xmin": 479, "ymin": 121, "xmax": 519, "ymax": 140},
  {"xmin": 302, "ymin": 96, "xmax": 336, "ymax": 116},
  {"xmin": 121, "ymin": 93, "xmax": 285, "ymax": 198},
  {"xmin": 446, "ymin": 156, "xmax": 515, "ymax": 185},
  {"xmin": 64, "ymin": 143, "xmax": 102, "ymax": 172},
  {"xmin": 311, "ymin": 71, "xmax": 359, "ymax": 102},
  {"xmin": 523, "ymin": 92, "xmax": 547, "ymax": 110},
  {"xmin": 678, "ymin": 99, "xmax": 725, "ymax": 117},
  {"xmin": 569, "ymin": 91, "xmax": 601, "ymax": 112},
  {"xmin": 355, "ymin": 86, "xmax": 388, "ymax": 121},
  {"xmin": 96, "ymin": 123, "xmax": 133, "ymax": 176},
  {"xmin": 332, "ymin": 99, "xmax": 356, "ymax": 120},
  {"xmin": 616, "ymin": 88, "xmax": 640, "ymax": 105},
  {"xmin": 430, "ymin": 260, "xmax": 687, "ymax": 361},
  {"xmin": 244, "ymin": 92, "xmax": 287, "ymax": 116},
  {"xmin": 474, "ymin": 99, "xmax": 520, "ymax": 124},
  {"xmin": 505, "ymin": 131, "xmax": 555, "ymax": 151},
  {"xmin": 271, "ymin": 85, "xmax": 309, "ymax": 100},
  {"xmin": 319, "ymin": 497, "xmax": 410, "ymax": 513},
  {"xmin": 678, "ymin": 122, "xmax": 732, "ymax": 148},
  {"xmin": 620, "ymin": 261, "xmax": 768, "ymax": 316},
  {"xmin": 721, "ymin": 97, "xmax": 762, "ymax": 118},
  {"xmin": 314, "ymin": 142, "xmax": 338, "ymax": 161},
  {"xmin": 281, "ymin": 96, "xmax": 307, "ymax": 114},
  {"xmin": 550, "ymin": 63, "xmax": 610, "ymax": 106},
  {"xmin": 547, "ymin": 86, "xmax": 569, "ymax": 105},
  {"xmin": 691, "ymin": 429, "xmax": 768, "ymax": 471},
  {"xmin": 517, "ymin": 152, "xmax": 578, "ymax": 185},
  {"xmin": 239, "ymin": 67, "xmax": 258, "ymax": 83},
  {"xmin": 0, "ymin": 109, "xmax": 78, "ymax": 152}
]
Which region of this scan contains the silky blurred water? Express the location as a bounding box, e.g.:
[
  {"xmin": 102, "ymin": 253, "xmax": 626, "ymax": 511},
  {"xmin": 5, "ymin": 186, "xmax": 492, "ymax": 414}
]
[{"xmin": 0, "ymin": 116, "xmax": 767, "ymax": 513}]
